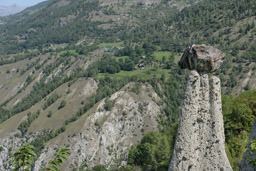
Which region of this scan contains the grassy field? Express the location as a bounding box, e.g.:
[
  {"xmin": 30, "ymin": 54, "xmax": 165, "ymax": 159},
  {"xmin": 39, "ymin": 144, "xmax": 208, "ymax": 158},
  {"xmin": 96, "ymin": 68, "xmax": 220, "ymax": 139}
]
[
  {"xmin": 153, "ymin": 51, "xmax": 181, "ymax": 63},
  {"xmin": 114, "ymin": 56, "xmax": 129, "ymax": 61},
  {"xmin": 153, "ymin": 51, "xmax": 173, "ymax": 61}
]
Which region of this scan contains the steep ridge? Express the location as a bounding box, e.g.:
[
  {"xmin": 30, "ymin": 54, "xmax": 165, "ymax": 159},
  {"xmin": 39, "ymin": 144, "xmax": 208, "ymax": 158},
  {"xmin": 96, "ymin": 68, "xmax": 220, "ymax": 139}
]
[
  {"xmin": 34, "ymin": 83, "xmax": 161, "ymax": 170},
  {"xmin": 0, "ymin": 82, "xmax": 162, "ymax": 170},
  {"xmin": 0, "ymin": 78, "xmax": 98, "ymax": 137},
  {"xmin": 0, "ymin": 78, "xmax": 98, "ymax": 170},
  {"xmin": 0, "ymin": 47, "xmax": 104, "ymax": 123}
]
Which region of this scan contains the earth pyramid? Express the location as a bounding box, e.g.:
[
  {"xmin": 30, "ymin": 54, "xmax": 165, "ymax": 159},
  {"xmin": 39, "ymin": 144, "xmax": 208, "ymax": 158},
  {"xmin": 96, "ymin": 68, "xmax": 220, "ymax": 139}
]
[{"xmin": 169, "ymin": 45, "xmax": 233, "ymax": 171}]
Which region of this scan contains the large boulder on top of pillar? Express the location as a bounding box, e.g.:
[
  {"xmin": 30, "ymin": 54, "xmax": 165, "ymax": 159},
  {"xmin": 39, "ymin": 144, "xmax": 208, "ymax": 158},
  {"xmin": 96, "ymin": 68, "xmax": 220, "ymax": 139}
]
[{"xmin": 178, "ymin": 44, "xmax": 225, "ymax": 72}]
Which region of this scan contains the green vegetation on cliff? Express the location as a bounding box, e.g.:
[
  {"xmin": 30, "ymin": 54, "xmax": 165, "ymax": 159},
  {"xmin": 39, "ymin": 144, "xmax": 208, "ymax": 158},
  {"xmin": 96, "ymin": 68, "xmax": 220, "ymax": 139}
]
[
  {"xmin": 123, "ymin": 89, "xmax": 256, "ymax": 171},
  {"xmin": 223, "ymin": 89, "xmax": 256, "ymax": 170}
]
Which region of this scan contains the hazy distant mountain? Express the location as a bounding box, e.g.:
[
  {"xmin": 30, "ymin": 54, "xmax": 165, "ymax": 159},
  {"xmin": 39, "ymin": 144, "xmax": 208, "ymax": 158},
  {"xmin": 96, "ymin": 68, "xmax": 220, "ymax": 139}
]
[{"xmin": 0, "ymin": 5, "xmax": 26, "ymax": 16}]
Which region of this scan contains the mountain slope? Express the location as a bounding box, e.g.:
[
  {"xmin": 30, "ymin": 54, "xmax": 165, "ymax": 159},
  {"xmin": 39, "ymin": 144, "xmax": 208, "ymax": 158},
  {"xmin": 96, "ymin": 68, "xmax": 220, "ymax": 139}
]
[
  {"xmin": 0, "ymin": 82, "xmax": 163, "ymax": 170},
  {"xmin": 0, "ymin": 0, "xmax": 198, "ymax": 54},
  {"xmin": 34, "ymin": 83, "xmax": 161, "ymax": 169},
  {"xmin": 0, "ymin": 0, "xmax": 255, "ymax": 170},
  {"xmin": 123, "ymin": 0, "xmax": 256, "ymax": 94}
]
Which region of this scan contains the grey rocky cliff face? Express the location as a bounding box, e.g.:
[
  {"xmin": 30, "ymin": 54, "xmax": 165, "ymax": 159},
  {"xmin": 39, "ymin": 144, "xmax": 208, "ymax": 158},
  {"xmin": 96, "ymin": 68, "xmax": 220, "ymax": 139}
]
[
  {"xmin": 0, "ymin": 82, "xmax": 161, "ymax": 170},
  {"xmin": 0, "ymin": 136, "xmax": 24, "ymax": 170},
  {"xmin": 169, "ymin": 71, "xmax": 232, "ymax": 171},
  {"xmin": 34, "ymin": 83, "xmax": 161, "ymax": 170}
]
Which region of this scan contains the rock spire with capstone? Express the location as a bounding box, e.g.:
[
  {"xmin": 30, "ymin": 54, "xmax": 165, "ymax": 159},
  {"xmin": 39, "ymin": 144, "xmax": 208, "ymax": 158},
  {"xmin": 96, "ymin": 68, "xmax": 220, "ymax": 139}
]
[{"xmin": 169, "ymin": 45, "xmax": 232, "ymax": 171}]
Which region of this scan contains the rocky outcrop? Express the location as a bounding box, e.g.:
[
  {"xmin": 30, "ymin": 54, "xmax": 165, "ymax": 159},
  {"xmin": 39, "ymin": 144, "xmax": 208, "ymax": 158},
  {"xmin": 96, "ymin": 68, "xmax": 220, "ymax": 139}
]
[
  {"xmin": 179, "ymin": 44, "xmax": 225, "ymax": 72},
  {"xmin": 0, "ymin": 132, "xmax": 44, "ymax": 170},
  {"xmin": 170, "ymin": 45, "xmax": 232, "ymax": 170},
  {"xmin": 34, "ymin": 83, "xmax": 161, "ymax": 170},
  {"xmin": 239, "ymin": 120, "xmax": 256, "ymax": 171},
  {"xmin": 0, "ymin": 136, "xmax": 24, "ymax": 170},
  {"xmin": 0, "ymin": 83, "xmax": 161, "ymax": 170}
]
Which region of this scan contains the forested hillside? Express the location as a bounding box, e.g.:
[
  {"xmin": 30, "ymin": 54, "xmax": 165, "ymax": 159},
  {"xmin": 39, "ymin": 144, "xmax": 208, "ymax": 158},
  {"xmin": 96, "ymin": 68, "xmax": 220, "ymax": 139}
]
[
  {"xmin": 0, "ymin": 0, "xmax": 255, "ymax": 170},
  {"xmin": 123, "ymin": 0, "xmax": 256, "ymax": 94},
  {"xmin": 223, "ymin": 90, "xmax": 256, "ymax": 170}
]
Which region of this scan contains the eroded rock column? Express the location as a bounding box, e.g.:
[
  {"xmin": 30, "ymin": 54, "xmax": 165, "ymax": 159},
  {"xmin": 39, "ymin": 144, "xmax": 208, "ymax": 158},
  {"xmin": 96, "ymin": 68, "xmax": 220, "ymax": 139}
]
[
  {"xmin": 169, "ymin": 45, "xmax": 232, "ymax": 171},
  {"xmin": 169, "ymin": 71, "xmax": 201, "ymax": 170}
]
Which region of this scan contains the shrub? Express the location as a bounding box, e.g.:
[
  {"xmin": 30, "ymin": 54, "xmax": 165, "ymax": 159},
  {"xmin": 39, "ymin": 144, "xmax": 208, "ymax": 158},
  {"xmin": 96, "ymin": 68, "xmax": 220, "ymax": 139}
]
[
  {"xmin": 58, "ymin": 100, "xmax": 66, "ymax": 110},
  {"xmin": 104, "ymin": 99, "xmax": 115, "ymax": 111}
]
